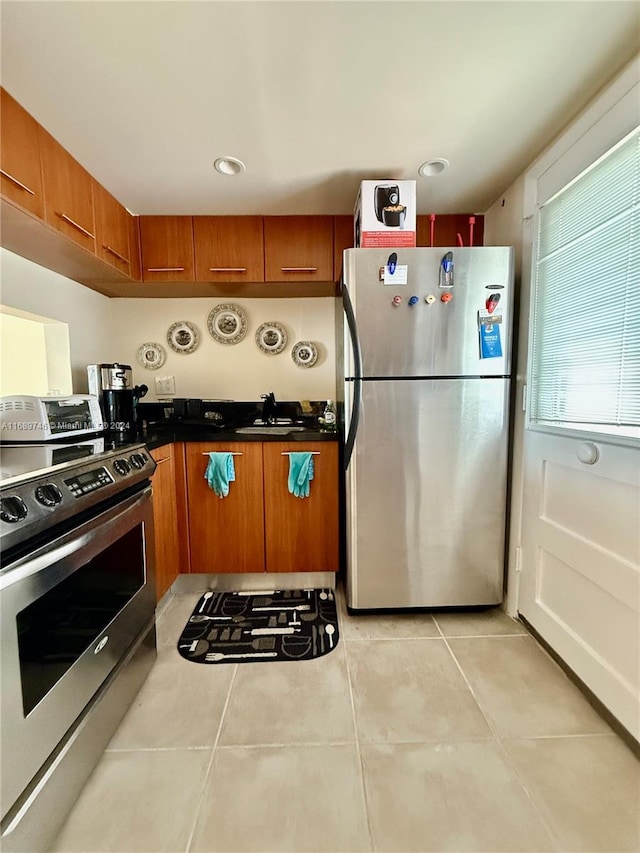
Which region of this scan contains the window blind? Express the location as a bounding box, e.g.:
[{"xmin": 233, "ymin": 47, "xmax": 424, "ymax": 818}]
[{"xmin": 529, "ymin": 129, "xmax": 640, "ymax": 438}]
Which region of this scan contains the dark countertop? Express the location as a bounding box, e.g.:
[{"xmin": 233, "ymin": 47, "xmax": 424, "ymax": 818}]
[
  {"xmin": 133, "ymin": 400, "xmax": 340, "ymax": 450},
  {"xmin": 139, "ymin": 423, "xmax": 340, "ymax": 451}
]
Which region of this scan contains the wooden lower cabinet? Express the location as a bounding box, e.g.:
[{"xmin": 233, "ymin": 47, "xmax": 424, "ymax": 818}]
[
  {"xmin": 186, "ymin": 442, "xmax": 266, "ymax": 573},
  {"xmin": 263, "ymin": 442, "xmax": 339, "ymax": 573},
  {"xmin": 150, "ymin": 444, "xmax": 182, "ymax": 600},
  {"xmin": 185, "ymin": 440, "xmax": 339, "ymax": 574}
]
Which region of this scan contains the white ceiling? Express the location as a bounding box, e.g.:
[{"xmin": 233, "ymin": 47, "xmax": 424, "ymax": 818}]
[{"xmin": 1, "ymin": 1, "xmax": 638, "ymax": 216}]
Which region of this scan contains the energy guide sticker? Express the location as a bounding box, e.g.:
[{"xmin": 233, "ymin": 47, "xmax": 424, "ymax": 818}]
[{"xmin": 478, "ymin": 310, "xmax": 503, "ymax": 359}]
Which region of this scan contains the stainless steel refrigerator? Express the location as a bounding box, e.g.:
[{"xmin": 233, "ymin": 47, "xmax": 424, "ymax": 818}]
[{"xmin": 337, "ymin": 247, "xmax": 514, "ymax": 609}]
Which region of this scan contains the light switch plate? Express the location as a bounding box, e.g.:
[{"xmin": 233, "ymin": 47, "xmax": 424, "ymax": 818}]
[{"xmin": 155, "ymin": 376, "xmax": 176, "ymax": 395}]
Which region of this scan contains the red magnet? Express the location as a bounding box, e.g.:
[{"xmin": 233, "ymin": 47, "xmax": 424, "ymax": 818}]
[
  {"xmin": 441, "ymin": 292, "xmax": 453, "ymax": 303},
  {"xmin": 485, "ymin": 293, "xmax": 501, "ymax": 313}
]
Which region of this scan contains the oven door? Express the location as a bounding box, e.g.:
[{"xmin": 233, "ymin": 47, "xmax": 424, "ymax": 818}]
[{"xmin": 0, "ymin": 485, "xmax": 155, "ymax": 818}]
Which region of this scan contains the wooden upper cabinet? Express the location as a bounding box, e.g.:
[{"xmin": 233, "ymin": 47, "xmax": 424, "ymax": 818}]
[
  {"xmin": 193, "ymin": 215, "xmax": 264, "ymax": 282},
  {"xmin": 139, "ymin": 215, "xmax": 195, "ymax": 281},
  {"xmin": 333, "ymin": 215, "xmax": 354, "ymax": 282},
  {"xmin": 39, "ymin": 128, "xmax": 96, "ymax": 252},
  {"xmin": 128, "ymin": 214, "xmax": 142, "ymax": 281},
  {"xmin": 264, "ymin": 215, "xmax": 334, "ymax": 282},
  {"xmin": 263, "ymin": 441, "xmax": 339, "ymax": 573},
  {"xmin": 93, "ymin": 180, "xmax": 131, "ymax": 275},
  {"xmin": 416, "ymin": 214, "xmax": 484, "ymax": 248},
  {"xmin": 0, "ymin": 89, "xmax": 44, "ymax": 219}
]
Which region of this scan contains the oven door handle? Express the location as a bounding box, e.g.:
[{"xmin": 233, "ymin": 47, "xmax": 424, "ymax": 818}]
[{"xmin": 0, "ymin": 485, "xmax": 152, "ymax": 591}]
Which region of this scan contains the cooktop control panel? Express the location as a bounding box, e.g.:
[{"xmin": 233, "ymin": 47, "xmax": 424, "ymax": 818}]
[
  {"xmin": 64, "ymin": 467, "xmax": 114, "ymax": 498},
  {"xmin": 0, "ymin": 444, "xmax": 156, "ymax": 554}
]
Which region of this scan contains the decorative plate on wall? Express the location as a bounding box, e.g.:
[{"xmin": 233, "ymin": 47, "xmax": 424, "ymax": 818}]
[
  {"xmin": 137, "ymin": 342, "xmax": 167, "ymax": 370},
  {"xmin": 291, "ymin": 341, "xmax": 318, "ymax": 368},
  {"xmin": 255, "ymin": 322, "xmax": 288, "ymax": 355},
  {"xmin": 167, "ymin": 321, "xmax": 200, "ymax": 354},
  {"xmin": 207, "ymin": 303, "xmax": 248, "ymax": 345}
]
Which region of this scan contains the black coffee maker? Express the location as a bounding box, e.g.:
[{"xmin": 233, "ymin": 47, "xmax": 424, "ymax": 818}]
[{"xmin": 87, "ymin": 363, "xmax": 147, "ymax": 435}]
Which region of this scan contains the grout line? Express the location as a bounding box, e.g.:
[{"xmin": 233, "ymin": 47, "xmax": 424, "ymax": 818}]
[
  {"xmin": 435, "ymin": 622, "xmax": 500, "ymax": 742},
  {"xmin": 431, "ymin": 631, "xmax": 529, "ymax": 639},
  {"xmin": 214, "ymin": 738, "xmax": 358, "ymax": 750},
  {"xmin": 105, "ymin": 746, "xmax": 212, "ymax": 753},
  {"xmin": 438, "ymin": 628, "xmax": 561, "ymax": 849},
  {"xmin": 498, "ymin": 732, "xmax": 618, "ymax": 741},
  {"xmin": 343, "ymin": 632, "xmax": 376, "ymax": 853},
  {"xmin": 183, "ymin": 663, "xmax": 239, "ymax": 853},
  {"xmin": 342, "ymin": 635, "xmax": 443, "ymax": 642},
  {"xmin": 493, "ymin": 736, "xmax": 562, "ymax": 849}
]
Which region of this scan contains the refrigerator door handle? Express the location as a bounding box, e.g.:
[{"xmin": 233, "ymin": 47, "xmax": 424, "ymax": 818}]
[{"xmin": 343, "ymin": 282, "xmax": 362, "ymax": 469}]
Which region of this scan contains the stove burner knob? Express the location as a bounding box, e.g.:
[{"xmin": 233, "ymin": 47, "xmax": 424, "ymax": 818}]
[
  {"xmin": 113, "ymin": 459, "xmax": 131, "ymax": 476},
  {"xmin": 35, "ymin": 484, "xmax": 63, "ymax": 507},
  {"xmin": 129, "ymin": 453, "xmax": 147, "ymax": 470},
  {"xmin": 1, "ymin": 496, "xmax": 28, "ymax": 523}
]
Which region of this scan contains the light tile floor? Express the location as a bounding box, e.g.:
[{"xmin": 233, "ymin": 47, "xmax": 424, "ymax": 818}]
[{"xmin": 50, "ymin": 588, "xmax": 639, "ymax": 853}]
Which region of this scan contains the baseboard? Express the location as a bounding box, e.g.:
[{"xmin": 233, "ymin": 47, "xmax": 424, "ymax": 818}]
[
  {"xmin": 171, "ymin": 572, "xmax": 336, "ymax": 594},
  {"xmin": 520, "ymin": 615, "xmax": 639, "ymax": 758}
]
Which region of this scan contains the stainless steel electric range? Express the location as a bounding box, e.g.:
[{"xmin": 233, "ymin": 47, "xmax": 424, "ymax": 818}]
[{"xmin": 0, "ymin": 438, "xmax": 158, "ymax": 853}]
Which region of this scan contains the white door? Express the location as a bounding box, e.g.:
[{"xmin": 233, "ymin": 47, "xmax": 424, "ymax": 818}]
[
  {"xmin": 517, "ymin": 65, "xmax": 640, "ymax": 740},
  {"xmin": 519, "ymin": 431, "xmax": 640, "ymax": 739}
]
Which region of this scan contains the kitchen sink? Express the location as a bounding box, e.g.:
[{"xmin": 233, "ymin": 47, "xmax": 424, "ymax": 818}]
[{"xmin": 235, "ymin": 426, "xmax": 308, "ymax": 435}]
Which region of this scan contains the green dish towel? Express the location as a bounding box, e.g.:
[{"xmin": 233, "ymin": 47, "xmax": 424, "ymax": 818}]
[
  {"xmin": 205, "ymin": 452, "xmax": 236, "ymax": 498},
  {"xmin": 287, "ymin": 452, "xmax": 315, "ymax": 499}
]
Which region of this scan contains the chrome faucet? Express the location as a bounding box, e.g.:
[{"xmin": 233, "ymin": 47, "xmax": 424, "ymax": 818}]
[{"xmin": 260, "ymin": 392, "xmax": 277, "ymax": 424}]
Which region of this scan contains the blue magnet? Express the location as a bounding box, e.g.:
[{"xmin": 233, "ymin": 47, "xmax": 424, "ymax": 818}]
[
  {"xmin": 408, "ymin": 296, "xmax": 419, "ymax": 306},
  {"xmin": 387, "ymin": 252, "xmax": 398, "ymax": 275}
]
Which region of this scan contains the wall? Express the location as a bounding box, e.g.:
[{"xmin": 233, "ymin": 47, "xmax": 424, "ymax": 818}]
[
  {"xmin": 109, "ymin": 297, "xmax": 337, "ymax": 402},
  {"xmin": 0, "ymin": 248, "xmax": 113, "ymax": 392},
  {"xmin": 0, "ymin": 312, "xmax": 49, "ymax": 395},
  {"xmin": 0, "ymin": 250, "xmax": 337, "ymax": 403}
]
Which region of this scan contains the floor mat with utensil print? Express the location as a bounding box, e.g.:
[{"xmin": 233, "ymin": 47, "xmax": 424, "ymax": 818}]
[{"xmin": 177, "ymin": 589, "xmax": 339, "ymax": 664}]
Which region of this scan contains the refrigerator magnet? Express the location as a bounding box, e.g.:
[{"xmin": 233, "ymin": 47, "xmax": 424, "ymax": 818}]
[
  {"xmin": 479, "ymin": 322, "xmax": 503, "ymax": 359},
  {"xmin": 382, "ymin": 265, "xmax": 408, "ymax": 285}
]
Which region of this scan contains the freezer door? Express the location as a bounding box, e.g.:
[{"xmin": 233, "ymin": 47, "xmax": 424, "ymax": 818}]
[
  {"xmin": 346, "ymin": 378, "xmax": 509, "ymax": 608},
  {"xmin": 344, "ymin": 247, "xmax": 513, "ymax": 377}
]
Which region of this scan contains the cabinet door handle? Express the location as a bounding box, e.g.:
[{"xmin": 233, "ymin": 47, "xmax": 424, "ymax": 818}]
[
  {"xmin": 58, "ymin": 212, "xmax": 95, "ymax": 240},
  {"xmin": 201, "ymin": 452, "xmax": 243, "ymax": 456},
  {"xmin": 147, "ymin": 267, "xmax": 185, "ymax": 272},
  {"xmin": 154, "ymin": 457, "xmax": 171, "ymax": 465},
  {"xmin": 209, "ymin": 267, "xmax": 247, "ymax": 272},
  {"xmin": 104, "ymin": 245, "xmax": 129, "ymax": 264},
  {"xmin": 0, "ymin": 169, "xmax": 35, "ymax": 195},
  {"xmin": 281, "ymin": 267, "xmax": 318, "ymax": 273}
]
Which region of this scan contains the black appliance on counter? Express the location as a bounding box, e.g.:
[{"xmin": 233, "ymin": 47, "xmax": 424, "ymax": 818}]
[
  {"xmin": 87, "ymin": 363, "xmax": 147, "ymax": 435},
  {"xmin": 0, "ymin": 438, "xmax": 157, "ymax": 852}
]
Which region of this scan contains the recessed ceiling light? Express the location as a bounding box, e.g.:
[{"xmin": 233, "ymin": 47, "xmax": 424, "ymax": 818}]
[
  {"xmin": 418, "ymin": 158, "xmax": 449, "ymax": 177},
  {"xmin": 213, "ymin": 157, "xmax": 246, "ymax": 176}
]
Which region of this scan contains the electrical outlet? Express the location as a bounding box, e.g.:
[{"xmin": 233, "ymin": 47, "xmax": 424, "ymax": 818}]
[{"xmin": 155, "ymin": 376, "xmax": 176, "ymax": 395}]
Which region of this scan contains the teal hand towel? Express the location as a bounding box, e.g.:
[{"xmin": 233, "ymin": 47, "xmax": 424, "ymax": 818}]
[
  {"xmin": 205, "ymin": 452, "xmax": 235, "ymax": 498},
  {"xmin": 287, "ymin": 452, "xmax": 315, "ymax": 499}
]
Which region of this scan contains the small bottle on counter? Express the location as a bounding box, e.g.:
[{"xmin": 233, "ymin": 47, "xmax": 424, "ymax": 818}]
[{"xmin": 319, "ymin": 399, "xmax": 337, "ymax": 433}]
